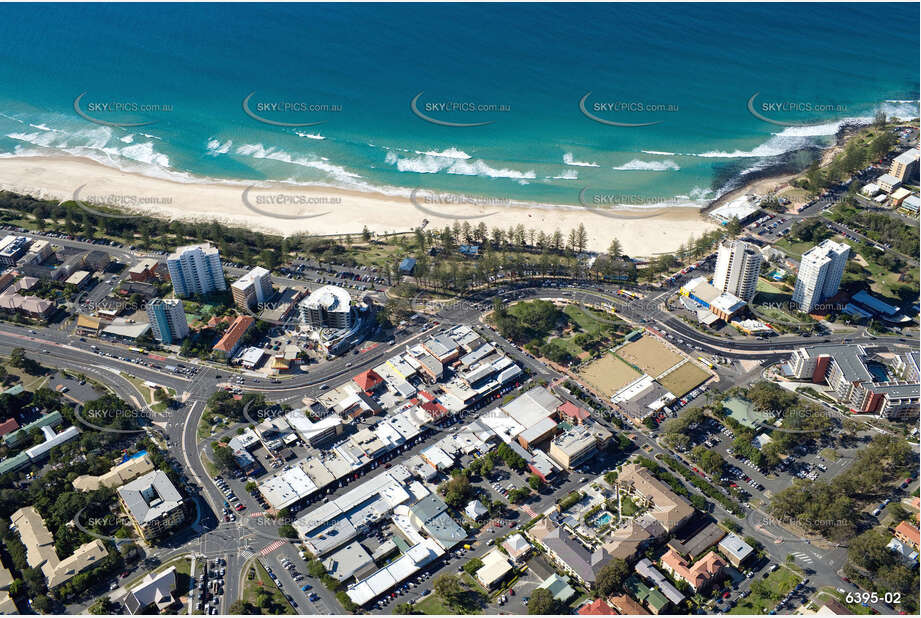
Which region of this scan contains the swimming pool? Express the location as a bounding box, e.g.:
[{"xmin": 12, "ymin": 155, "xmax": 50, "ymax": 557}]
[{"xmin": 592, "ymin": 512, "xmax": 613, "ymax": 528}]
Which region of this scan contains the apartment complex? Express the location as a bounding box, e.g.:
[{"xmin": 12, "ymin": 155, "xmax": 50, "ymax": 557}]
[
  {"xmin": 10, "ymin": 506, "xmax": 108, "ymax": 588},
  {"xmin": 231, "ymin": 266, "xmax": 274, "ymax": 310},
  {"xmin": 146, "ymin": 298, "xmax": 189, "ymax": 344},
  {"xmin": 166, "ymin": 243, "xmax": 226, "ymax": 297},
  {"xmin": 712, "ymin": 240, "xmax": 762, "ymax": 301},
  {"xmin": 299, "ymin": 285, "xmax": 352, "ymax": 329},
  {"xmin": 889, "ymin": 148, "xmax": 920, "ymax": 183},
  {"xmin": 789, "ymin": 344, "xmax": 920, "ymax": 418},
  {"xmin": 616, "ymin": 463, "xmax": 695, "ymax": 533},
  {"xmin": 117, "ymin": 470, "xmax": 187, "ymax": 541},
  {"xmin": 792, "ymin": 239, "xmax": 850, "ymax": 312}
]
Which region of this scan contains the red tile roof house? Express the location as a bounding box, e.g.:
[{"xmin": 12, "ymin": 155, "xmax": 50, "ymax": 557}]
[
  {"xmin": 894, "ymin": 520, "xmax": 920, "ymax": 549},
  {"xmin": 212, "ymin": 316, "xmax": 255, "ymax": 359},
  {"xmin": 579, "ymin": 598, "xmax": 616, "ymax": 615},
  {"xmin": 0, "ymin": 418, "xmax": 19, "ymax": 436},
  {"xmin": 353, "ymin": 369, "xmax": 384, "ymax": 394},
  {"xmin": 660, "ymin": 549, "xmax": 725, "ymax": 592}
]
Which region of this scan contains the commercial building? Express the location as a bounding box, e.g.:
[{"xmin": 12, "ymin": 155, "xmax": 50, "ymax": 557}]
[
  {"xmin": 128, "ymin": 258, "xmax": 160, "ymax": 282},
  {"xmin": 475, "ymin": 548, "xmax": 514, "ymax": 589},
  {"xmin": 889, "ymin": 148, "xmax": 919, "ymax": 183},
  {"xmin": 117, "ymin": 470, "xmax": 187, "ymax": 541},
  {"xmin": 166, "ymin": 243, "xmax": 226, "ymax": 297},
  {"xmin": 146, "ymin": 298, "xmax": 189, "ymax": 345},
  {"xmin": 231, "ymin": 266, "xmax": 274, "ymax": 310},
  {"xmin": 718, "ymin": 533, "xmax": 754, "ymax": 567},
  {"xmin": 713, "ymin": 240, "xmax": 762, "ymax": 301},
  {"xmin": 548, "ymin": 421, "xmax": 612, "ymax": 469},
  {"xmin": 0, "ymin": 236, "xmax": 30, "ymax": 266},
  {"xmin": 792, "ymin": 239, "xmax": 850, "ymax": 312},
  {"xmin": 876, "ymin": 173, "xmax": 902, "ymax": 194},
  {"xmin": 10, "ymin": 506, "xmax": 108, "ymax": 588},
  {"xmin": 299, "ymin": 285, "xmax": 352, "ymax": 329}
]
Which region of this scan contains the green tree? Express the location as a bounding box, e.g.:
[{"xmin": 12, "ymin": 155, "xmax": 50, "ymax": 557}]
[
  {"xmin": 596, "ymin": 558, "xmax": 630, "ymax": 596},
  {"xmin": 528, "ymin": 588, "xmax": 564, "ymax": 614}
]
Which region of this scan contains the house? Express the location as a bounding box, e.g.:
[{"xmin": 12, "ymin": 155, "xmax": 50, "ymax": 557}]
[
  {"xmin": 475, "ymin": 549, "xmax": 514, "ymax": 589},
  {"xmin": 609, "ymin": 593, "xmax": 650, "ymax": 615},
  {"xmin": 353, "ymin": 369, "xmax": 384, "ymax": 394},
  {"xmin": 660, "ymin": 549, "xmax": 725, "ymax": 591},
  {"xmin": 502, "ymin": 533, "xmax": 532, "ymax": 563},
  {"xmin": 579, "ymin": 598, "xmax": 615, "ymax": 615},
  {"xmin": 124, "ymin": 566, "xmax": 177, "ymax": 614},
  {"xmin": 624, "ymin": 575, "xmax": 670, "ymax": 614},
  {"xmin": 537, "ymin": 573, "xmax": 576, "ymax": 603},
  {"xmin": 464, "ymin": 499, "xmax": 488, "ymax": 521},
  {"xmin": 894, "ymin": 520, "xmax": 920, "ymax": 550}
]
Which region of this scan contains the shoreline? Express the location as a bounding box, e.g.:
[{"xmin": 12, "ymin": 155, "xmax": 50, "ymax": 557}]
[{"xmin": 0, "ymin": 154, "xmax": 718, "ymax": 257}]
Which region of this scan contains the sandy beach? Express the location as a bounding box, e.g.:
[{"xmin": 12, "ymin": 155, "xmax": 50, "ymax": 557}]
[{"xmin": 0, "ymin": 156, "xmax": 719, "ymax": 257}]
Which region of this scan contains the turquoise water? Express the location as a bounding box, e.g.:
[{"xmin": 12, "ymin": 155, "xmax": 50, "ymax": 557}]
[
  {"xmin": 0, "ymin": 3, "xmax": 917, "ymax": 208},
  {"xmin": 593, "ymin": 511, "xmax": 614, "ymax": 528}
]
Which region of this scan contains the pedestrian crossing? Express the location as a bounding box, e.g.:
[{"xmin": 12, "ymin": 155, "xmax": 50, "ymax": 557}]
[
  {"xmin": 240, "ymin": 549, "xmax": 255, "ymax": 561},
  {"xmin": 521, "ymin": 505, "xmax": 537, "ymax": 517},
  {"xmin": 259, "ymin": 540, "xmax": 287, "ymax": 556},
  {"xmin": 790, "ymin": 551, "xmax": 813, "ymax": 564}
]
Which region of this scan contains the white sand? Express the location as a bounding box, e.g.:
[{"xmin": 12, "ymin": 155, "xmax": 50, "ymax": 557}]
[{"xmin": 0, "ymin": 156, "xmax": 718, "ymax": 257}]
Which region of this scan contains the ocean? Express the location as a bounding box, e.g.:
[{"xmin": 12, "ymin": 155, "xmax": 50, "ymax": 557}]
[{"xmin": 0, "ymin": 2, "xmax": 917, "ymax": 209}]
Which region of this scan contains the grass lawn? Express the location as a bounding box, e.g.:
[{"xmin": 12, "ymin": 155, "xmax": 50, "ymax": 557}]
[
  {"xmin": 617, "ymin": 336, "xmax": 685, "ymax": 377},
  {"xmin": 620, "ymin": 496, "xmax": 639, "ymax": 517},
  {"xmin": 121, "ymin": 372, "xmax": 154, "ymax": 405},
  {"xmin": 773, "ymin": 238, "xmax": 815, "ymax": 259},
  {"xmin": 124, "ymin": 555, "xmax": 192, "ymax": 593},
  {"xmin": 578, "ymin": 353, "xmax": 642, "ymax": 398},
  {"xmin": 815, "ymin": 589, "xmax": 873, "ymax": 615},
  {"xmin": 415, "ymin": 594, "xmax": 455, "ymax": 615},
  {"xmin": 729, "ymin": 566, "xmax": 801, "ymax": 615},
  {"xmin": 657, "ymin": 361, "xmax": 710, "ymax": 398},
  {"xmin": 241, "ymin": 559, "xmax": 295, "ymax": 614},
  {"xmin": 836, "ymin": 235, "xmax": 920, "ymax": 297}
]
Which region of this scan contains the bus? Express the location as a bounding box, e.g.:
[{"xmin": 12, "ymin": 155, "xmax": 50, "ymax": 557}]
[{"xmin": 698, "ymin": 356, "xmax": 714, "ymax": 369}]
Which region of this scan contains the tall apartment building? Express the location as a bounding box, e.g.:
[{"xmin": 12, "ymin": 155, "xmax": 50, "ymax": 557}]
[
  {"xmin": 166, "ymin": 243, "xmax": 226, "ymax": 298},
  {"xmin": 792, "ymin": 239, "xmax": 850, "ymax": 312},
  {"xmin": 146, "ymin": 299, "xmax": 189, "ymax": 345},
  {"xmin": 117, "ymin": 470, "xmax": 187, "ymax": 541},
  {"xmin": 712, "ymin": 240, "xmax": 762, "ymax": 302},
  {"xmin": 889, "ymin": 148, "xmax": 920, "ymax": 183},
  {"xmin": 299, "ymin": 285, "xmax": 352, "ymax": 329},
  {"xmin": 231, "ymin": 266, "xmax": 273, "ymax": 310}
]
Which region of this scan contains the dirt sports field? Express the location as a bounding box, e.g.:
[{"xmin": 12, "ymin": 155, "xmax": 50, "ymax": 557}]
[
  {"xmin": 578, "ymin": 353, "xmax": 642, "ymax": 398},
  {"xmin": 616, "ymin": 336, "xmax": 685, "ymax": 377},
  {"xmin": 657, "ymin": 361, "xmax": 710, "ymax": 398}
]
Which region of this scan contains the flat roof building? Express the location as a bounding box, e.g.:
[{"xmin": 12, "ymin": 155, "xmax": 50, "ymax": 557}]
[{"xmin": 117, "ymin": 470, "xmax": 186, "ymax": 541}]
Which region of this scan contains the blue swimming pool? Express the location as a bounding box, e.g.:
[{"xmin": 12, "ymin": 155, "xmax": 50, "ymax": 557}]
[{"xmin": 592, "ymin": 512, "xmax": 613, "ymax": 528}]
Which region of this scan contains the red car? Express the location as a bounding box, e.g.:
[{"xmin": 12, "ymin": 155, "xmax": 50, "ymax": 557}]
[
  {"xmin": 235, "ymin": 504, "xmax": 245, "ymax": 511},
  {"xmin": 723, "ymin": 592, "xmax": 730, "ymax": 599}
]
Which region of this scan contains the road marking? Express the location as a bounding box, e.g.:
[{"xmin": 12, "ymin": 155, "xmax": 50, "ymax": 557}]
[{"xmin": 259, "ymin": 540, "xmax": 287, "ymax": 556}]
